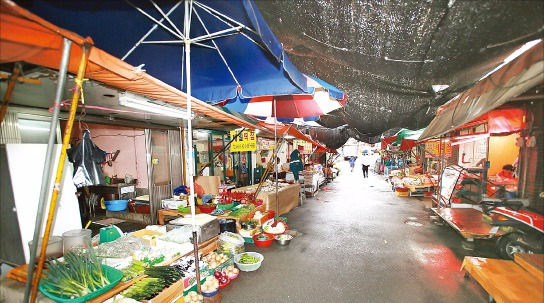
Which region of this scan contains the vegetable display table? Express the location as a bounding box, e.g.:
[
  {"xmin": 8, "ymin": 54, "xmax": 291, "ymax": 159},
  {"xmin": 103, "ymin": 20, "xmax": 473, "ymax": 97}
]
[
  {"xmin": 233, "ymin": 183, "xmax": 300, "ymax": 216},
  {"xmin": 157, "ymin": 208, "xmax": 201, "ymax": 225}
]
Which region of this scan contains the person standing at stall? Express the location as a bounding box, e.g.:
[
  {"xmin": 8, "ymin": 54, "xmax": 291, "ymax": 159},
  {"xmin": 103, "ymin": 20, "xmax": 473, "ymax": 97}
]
[{"xmin": 289, "ymin": 149, "xmax": 303, "ymax": 181}]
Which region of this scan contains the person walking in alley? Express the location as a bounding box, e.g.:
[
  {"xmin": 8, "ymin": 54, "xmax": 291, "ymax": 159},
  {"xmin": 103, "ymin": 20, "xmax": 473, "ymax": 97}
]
[
  {"xmin": 361, "ymin": 155, "xmax": 372, "ymax": 178},
  {"xmin": 349, "ymin": 156, "xmax": 356, "ymax": 172}
]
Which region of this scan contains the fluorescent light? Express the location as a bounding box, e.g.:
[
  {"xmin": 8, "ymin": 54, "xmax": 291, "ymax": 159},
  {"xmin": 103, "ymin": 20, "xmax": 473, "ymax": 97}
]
[{"xmin": 119, "ymin": 92, "xmax": 191, "ymax": 119}]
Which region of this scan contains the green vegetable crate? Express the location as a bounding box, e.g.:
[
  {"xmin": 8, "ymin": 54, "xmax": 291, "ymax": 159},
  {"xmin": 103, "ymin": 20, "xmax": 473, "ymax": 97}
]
[{"xmin": 39, "ymin": 265, "xmax": 123, "ymax": 303}]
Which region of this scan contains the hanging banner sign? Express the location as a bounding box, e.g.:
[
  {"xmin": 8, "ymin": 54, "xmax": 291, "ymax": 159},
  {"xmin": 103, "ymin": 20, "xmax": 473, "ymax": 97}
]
[
  {"xmin": 230, "ymin": 130, "xmax": 257, "ymax": 152},
  {"xmin": 258, "ymin": 138, "xmax": 275, "ymax": 150},
  {"xmin": 293, "ymin": 139, "xmax": 313, "ymax": 154},
  {"xmin": 424, "ymin": 141, "xmax": 452, "ymax": 158}
]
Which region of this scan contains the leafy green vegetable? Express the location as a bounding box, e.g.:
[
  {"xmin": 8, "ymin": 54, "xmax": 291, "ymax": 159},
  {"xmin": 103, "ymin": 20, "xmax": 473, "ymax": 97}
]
[
  {"xmin": 144, "ymin": 266, "xmax": 184, "ymax": 286},
  {"xmin": 121, "ymin": 277, "xmax": 164, "ymax": 301},
  {"xmin": 41, "ymin": 250, "xmax": 111, "ymax": 298},
  {"xmin": 121, "ymin": 260, "xmax": 147, "ymax": 282},
  {"xmin": 241, "ymin": 219, "xmax": 257, "ymax": 225},
  {"xmin": 229, "ymin": 206, "xmax": 251, "ymax": 218},
  {"xmin": 142, "ymin": 255, "xmax": 165, "ymax": 266}
]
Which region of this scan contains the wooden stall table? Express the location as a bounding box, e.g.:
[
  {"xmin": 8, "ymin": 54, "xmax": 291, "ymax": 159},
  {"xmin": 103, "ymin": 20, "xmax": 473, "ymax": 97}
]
[
  {"xmin": 158, "ymin": 208, "xmax": 203, "ymax": 225},
  {"xmin": 404, "ymin": 183, "xmax": 434, "ymax": 197},
  {"xmin": 462, "ymin": 255, "xmax": 544, "ymax": 303},
  {"xmin": 431, "ymin": 207, "xmax": 507, "ymax": 240},
  {"xmin": 233, "ymin": 183, "xmax": 301, "ymax": 216},
  {"xmin": 514, "ymin": 253, "xmax": 544, "ymax": 282}
]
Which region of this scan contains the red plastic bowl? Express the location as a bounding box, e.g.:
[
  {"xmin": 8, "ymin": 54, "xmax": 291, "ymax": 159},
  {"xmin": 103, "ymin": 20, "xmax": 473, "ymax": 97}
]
[
  {"xmin": 219, "ymin": 279, "xmax": 229, "ymax": 289},
  {"xmin": 252, "ymin": 234, "xmax": 274, "ymax": 247},
  {"xmin": 395, "ymin": 187, "xmax": 409, "ymax": 192},
  {"xmin": 199, "ymin": 204, "xmax": 217, "ymax": 213}
]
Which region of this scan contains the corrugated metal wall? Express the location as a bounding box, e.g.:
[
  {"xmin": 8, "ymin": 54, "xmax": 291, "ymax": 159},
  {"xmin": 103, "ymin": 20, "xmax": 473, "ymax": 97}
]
[
  {"xmin": 0, "ymin": 112, "xmax": 21, "ymax": 144},
  {"xmin": 168, "ymin": 129, "xmax": 183, "ymax": 188},
  {"xmin": 146, "ymin": 129, "xmax": 182, "ymax": 224}
]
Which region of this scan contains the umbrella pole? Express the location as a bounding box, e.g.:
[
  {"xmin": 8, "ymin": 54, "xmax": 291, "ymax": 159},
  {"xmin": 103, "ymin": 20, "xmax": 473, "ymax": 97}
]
[
  {"xmin": 184, "ymin": 0, "xmax": 201, "ymax": 294},
  {"xmin": 24, "ymin": 38, "xmax": 72, "ymax": 303},
  {"xmin": 30, "ymin": 42, "xmax": 91, "ymax": 303},
  {"xmin": 274, "ymin": 98, "xmax": 279, "ymax": 220}
]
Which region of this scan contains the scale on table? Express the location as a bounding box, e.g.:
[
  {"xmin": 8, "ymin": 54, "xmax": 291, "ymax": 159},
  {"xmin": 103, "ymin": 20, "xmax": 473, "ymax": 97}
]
[{"xmin": 99, "ymin": 225, "xmax": 123, "ymax": 244}]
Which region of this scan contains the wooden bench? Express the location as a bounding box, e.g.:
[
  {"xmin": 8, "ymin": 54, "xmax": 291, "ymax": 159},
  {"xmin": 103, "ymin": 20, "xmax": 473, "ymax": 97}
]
[{"xmin": 462, "ymin": 254, "xmax": 544, "ymax": 303}]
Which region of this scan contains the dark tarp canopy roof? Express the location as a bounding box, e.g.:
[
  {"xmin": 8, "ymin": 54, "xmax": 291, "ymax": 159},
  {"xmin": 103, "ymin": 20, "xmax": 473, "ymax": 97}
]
[{"xmin": 256, "ymin": 0, "xmax": 544, "ymax": 139}]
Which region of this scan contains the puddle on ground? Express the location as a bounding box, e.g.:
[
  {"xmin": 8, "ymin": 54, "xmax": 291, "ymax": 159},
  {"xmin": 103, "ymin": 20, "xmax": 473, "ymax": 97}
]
[{"xmin": 404, "ymin": 220, "xmax": 424, "ymax": 227}]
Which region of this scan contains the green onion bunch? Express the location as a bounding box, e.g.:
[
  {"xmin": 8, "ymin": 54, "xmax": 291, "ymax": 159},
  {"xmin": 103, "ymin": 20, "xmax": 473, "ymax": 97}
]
[{"xmin": 41, "ymin": 249, "xmax": 111, "ymax": 298}]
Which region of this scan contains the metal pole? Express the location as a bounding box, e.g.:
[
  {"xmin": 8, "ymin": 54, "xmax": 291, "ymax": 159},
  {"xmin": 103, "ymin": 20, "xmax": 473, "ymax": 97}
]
[
  {"xmin": 30, "ymin": 42, "xmax": 91, "ymax": 303},
  {"xmin": 198, "ymin": 128, "xmax": 245, "ymax": 175},
  {"xmin": 184, "ymin": 0, "xmax": 201, "ymax": 294},
  {"xmin": 437, "ymin": 136, "xmax": 445, "ymax": 209},
  {"xmin": 274, "ymin": 98, "xmax": 279, "ymax": 219},
  {"xmin": 24, "ymin": 38, "xmax": 72, "ymax": 302}
]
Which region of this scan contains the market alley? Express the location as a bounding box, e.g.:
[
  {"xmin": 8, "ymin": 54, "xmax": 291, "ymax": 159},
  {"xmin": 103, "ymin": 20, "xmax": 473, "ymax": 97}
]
[{"xmin": 221, "ymin": 160, "xmax": 495, "ymax": 303}]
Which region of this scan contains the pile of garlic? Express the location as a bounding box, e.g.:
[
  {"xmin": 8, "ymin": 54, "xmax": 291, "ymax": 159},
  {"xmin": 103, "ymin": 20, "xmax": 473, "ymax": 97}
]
[
  {"xmin": 184, "ymin": 291, "xmax": 204, "ymax": 303},
  {"xmin": 203, "ymin": 252, "xmax": 229, "ymax": 269},
  {"xmin": 202, "ymin": 276, "xmax": 219, "ymax": 293}
]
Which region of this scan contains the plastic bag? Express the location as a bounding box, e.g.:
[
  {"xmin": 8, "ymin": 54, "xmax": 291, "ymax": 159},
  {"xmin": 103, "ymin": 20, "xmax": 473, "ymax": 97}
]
[
  {"xmin": 217, "ymin": 232, "xmax": 245, "ymax": 255},
  {"xmin": 67, "ymin": 129, "xmax": 106, "ymax": 188}
]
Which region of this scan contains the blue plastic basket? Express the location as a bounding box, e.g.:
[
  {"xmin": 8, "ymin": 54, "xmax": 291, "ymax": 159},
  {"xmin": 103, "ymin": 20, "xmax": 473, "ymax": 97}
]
[{"xmin": 104, "ymin": 200, "xmax": 128, "ymax": 211}]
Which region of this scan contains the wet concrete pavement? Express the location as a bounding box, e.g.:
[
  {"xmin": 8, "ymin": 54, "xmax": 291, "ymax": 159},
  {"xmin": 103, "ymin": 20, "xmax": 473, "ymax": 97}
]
[{"xmin": 221, "ymin": 160, "xmax": 498, "ymax": 303}]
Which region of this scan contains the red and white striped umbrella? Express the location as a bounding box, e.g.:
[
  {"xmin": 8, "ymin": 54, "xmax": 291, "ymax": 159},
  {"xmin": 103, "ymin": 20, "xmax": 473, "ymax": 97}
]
[{"xmin": 220, "ymin": 74, "xmax": 347, "ymax": 120}]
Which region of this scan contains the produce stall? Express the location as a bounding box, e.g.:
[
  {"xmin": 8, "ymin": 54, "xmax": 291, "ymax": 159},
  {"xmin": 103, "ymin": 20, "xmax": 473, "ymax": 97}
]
[
  {"xmin": 390, "ymin": 174, "xmax": 436, "ymax": 197},
  {"xmin": 232, "ymin": 181, "xmax": 300, "ymax": 216},
  {"xmin": 302, "ymin": 164, "xmax": 326, "ymax": 196}
]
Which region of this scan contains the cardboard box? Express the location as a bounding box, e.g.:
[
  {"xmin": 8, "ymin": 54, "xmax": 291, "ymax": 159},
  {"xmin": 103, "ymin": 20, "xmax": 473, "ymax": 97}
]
[{"xmin": 129, "ymin": 229, "xmax": 164, "ymax": 246}]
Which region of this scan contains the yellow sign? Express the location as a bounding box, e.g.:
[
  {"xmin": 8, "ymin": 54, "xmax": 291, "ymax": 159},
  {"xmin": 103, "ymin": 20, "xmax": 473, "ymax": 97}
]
[
  {"xmin": 425, "ymin": 141, "xmax": 452, "ymax": 158},
  {"xmin": 293, "ymin": 139, "xmax": 313, "ymax": 154},
  {"xmin": 230, "ymin": 130, "xmax": 257, "ymax": 152}
]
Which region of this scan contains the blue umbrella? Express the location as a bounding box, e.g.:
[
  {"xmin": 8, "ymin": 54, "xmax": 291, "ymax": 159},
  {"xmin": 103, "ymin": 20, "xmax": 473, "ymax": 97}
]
[{"xmin": 20, "ymin": 0, "xmax": 309, "ymax": 102}]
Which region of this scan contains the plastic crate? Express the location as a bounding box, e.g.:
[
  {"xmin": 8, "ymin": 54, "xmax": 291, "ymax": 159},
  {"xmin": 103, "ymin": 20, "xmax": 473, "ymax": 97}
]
[{"xmin": 395, "ymin": 191, "xmax": 409, "ymax": 197}]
